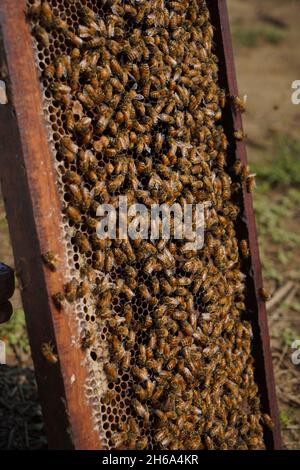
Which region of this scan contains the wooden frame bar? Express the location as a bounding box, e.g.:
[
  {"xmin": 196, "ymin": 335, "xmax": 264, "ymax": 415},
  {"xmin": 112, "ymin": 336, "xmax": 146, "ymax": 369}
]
[
  {"xmin": 207, "ymin": 0, "xmax": 281, "ymax": 450},
  {"xmin": 0, "ymin": 0, "xmax": 102, "ymax": 450}
]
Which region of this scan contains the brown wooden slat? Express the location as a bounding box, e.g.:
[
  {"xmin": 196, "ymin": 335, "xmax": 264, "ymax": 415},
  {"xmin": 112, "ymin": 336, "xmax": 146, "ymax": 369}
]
[
  {"xmin": 207, "ymin": 0, "xmax": 281, "ymax": 450},
  {"xmin": 0, "ymin": 0, "xmax": 102, "ymax": 450}
]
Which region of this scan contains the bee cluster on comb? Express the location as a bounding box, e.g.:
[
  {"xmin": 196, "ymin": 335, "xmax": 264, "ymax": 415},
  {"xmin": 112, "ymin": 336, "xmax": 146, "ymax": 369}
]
[{"xmin": 27, "ymin": 0, "xmax": 271, "ymax": 450}]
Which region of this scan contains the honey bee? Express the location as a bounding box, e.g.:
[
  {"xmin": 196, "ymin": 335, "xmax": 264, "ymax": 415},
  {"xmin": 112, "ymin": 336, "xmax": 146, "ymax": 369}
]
[
  {"xmin": 132, "ymin": 366, "xmax": 149, "ymax": 382},
  {"xmin": 136, "ymin": 436, "xmax": 148, "ymax": 450},
  {"xmin": 59, "ymin": 137, "xmax": 78, "ymax": 163},
  {"xmin": 52, "ymin": 16, "xmax": 68, "ymax": 33},
  {"xmin": 154, "ymin": 428, "xmax": 172, "ymax": 447},
  {"xmin": 218, "ymin": 132, "xmax": 228, "ymax": 150},
  {"xmin": 81, "ymin": 187, "xmax": 92, "ymax": 210},
  {"xmin": 259, "ymin": 287, "xmax": 271, "ymax": 302},
  {"xmin": 43, "ymin": 63, "xmax": 55, "ymax": 80},
  {"xmin": 247, "ymin": 174, "xmax": 256, "ymax": 193},
  {"xmin": 77, "ymin": 281, "xmax": 89, "ymax": 299},
  {"xmin": 110, "ymin": 77, "xmax": 124, "ymax": 93},
  {"xmin": 139, "ymin": 284, "xmax": 152, "ymax": 301},
  {"xmin": 104, "ymin": 363, "xmax": 118, "ymax": 383},
  {"xmin": 64, "ymin": 30, "xmax": 83, "ymax": 48},
  {"xmin": 92, "ymin": 250, "xmax": 105, "ymax": 271},
  {"xmin": 183, "ymin": 258, "xmax": 202, "ymax": 274},
  {"xmin": 146, "ymin": 379, "xmax": 155, "ymax": 399},
  {"xmin": 41, "ymin": 0, "xmax": 53, "ymax": 25},
  {"xmin": 79, "ymin": 264, "xmax": 95, "ymax": 284},
  {"xmin": 172, "ymin": 310, "xmax": 187, "ymax": 321},
  {"xmin": 78, "ymin": 22, "xmax": 100, "ymax": 39},
  {"xmin": 64, "ymin": 278, "xmax": 78, "ymax": 303},
  {"xmin": 110, "ymin": 335, "xmax": 124, "ymax": 362},
  {"xmin": 75, "ymin": 116, "xmax": 92, "ymax": 136},
  {"xmin": 247, "ymin": 435, "xmax": 262, "ymax": 448},
  {"xmin": 77, "ymin": 89, "xmax": 94, "ymax": 109},
  {"xmin": 119, "ymin": 281, "xmax": 135, "ymax": 301},
  {"xmin": 123, "ymin": 44, "xmax": 140, "ymax": 62},
  {"xmin": 232, "ymin": 159, "xmax": 243, "ymax": 176},
  {"xmin": 42, "ymin": 251, "xmax": 58, "ymax": 271},
  {"xmin": 148, "ymin": 331, "xmax": 157, "ymax": 351},
  {"xmin": 34, "ymin": 25, "xmax": 50, "ymax": 47},
  {"xmin": 55, "ymin": 55, "xmax": 72, "ymax": 80},
  {"xmin": 150, "ymin": 383, "xmax": 164, "ymax": 402},
  {"xmin": 111, "ymin": 432, "xmax": 126, "ymax": 449},
  {"xmin": 140, "ymin": 63, "xmax": 150, "ymax": 82},
  {"xmin": 240, "ymin": 239, "xmax": 249, "ymax": 258},
  {"xmin": 108, "ymin": 315, "xmax": 125, "ymax": 330},
  {"xmin": 80, "ymin": 5, "xmax": 98, "ymax": 22},
  {"xmin": 144, "ymin": 314, "xmax": 153, "ymax": 330},
  {"xmin": 41, "ymin": 342, "xmax": 58, "ymax": 364},
  {"xmin": 123, "ymin": 266, "xmax": 136, "ymax": 281},
  {"xmin": 108, "ymin": 175, "xmax": 125, "ymax": 193},
  {"xmin": 262, "ymin": 413, "xmax": 274, "ymax": 429},
  {"xmin": 156, "ymin": 328, "xmax": 168, "ymax": 339},
  {"xmin": 138, "ymin": 344, "xmax": 147, "ymax": 365},
  {"xmin": 74, "ymin": 232, "xmax": 90, "ymax": 253},
  {"xmin": 52, "ymin": 292, "xmax": 64, "ymax": 311},
  {"xmin": 80, "ymin": 330, "xmax": 95, "ymax": 350},
  {"xmin": 121, "ymin": 351, "xmax": 131, "ymax": 370},
  {"xmin": 66, "ymin": 205, "xmax": 81, "ymax": 224},
  {"xmin": 161, "ymin": 278, "xmax": 173, "ymax": 295},
  {"xmin": 217, "ymin": 151, "xmax": 226, "ymax": 170},
  {"xmin": 109, "ymin": 57, "xmax": 122, "ymax": 78},
  {"xmin": 50, "ymin": 82, "xmax": 72, "ymax": 102},
  {"xmin": 116, "ymin": 325, "xmax": 129, "ymax": 338},
  {"xmin": 105, "ymin": 147, "xmax": 119, "ymax": 160},
  {"xmin": 231, "ymin": 182, "xmax": 241, "ymax": 194},
  {"xmin": 166, "ymin": 357, "xmax": 177, "ymax": 371},
  {"xmin": 126, "ymin": 330, "xmax": 136, "ymax": 350},
  {"xmin": 132, "ymin": 399, "xmax": 150, "ymax": 424},
  {"xmin": 65, "ymin": 110, "xmax": 75, "ymax": 132},
  {"xmin": 96, "ymin": 292, "xmax": 112, "ymax": 318},
  {"xmin": 27, "ymin": 0, "xmax": 41, "ymax": 17},
  {"xmin": 83, "ymin": 84, "xmax": 105, "ymax": 106},
  {"xmin": 113, "ymin": 248, "xmax": 127, "ymax": 266},
  {"xmin": 121, "ymin": 304, "xmax": 132, "ymax": 324},
  {"xmin": 217, "ymin": 89, "xmax": 226, "ymax": 108},
  {"xmin": 85, "ymin": 217, "xmax": 97, "ymax": 232},
  {"xmin": 143, "ymin": 257, "xmax": 161, "ymax": 275},
  {"xmin": 78, "ymin": 149, "xmax": 97, "ymax": 174},
  {"xmin": 232, "ymin": 95, "xmax": 246, "ymax": 113},
  {"xmin": 234, "ymin": 130, "xmax": 247, "ymax": 141}
]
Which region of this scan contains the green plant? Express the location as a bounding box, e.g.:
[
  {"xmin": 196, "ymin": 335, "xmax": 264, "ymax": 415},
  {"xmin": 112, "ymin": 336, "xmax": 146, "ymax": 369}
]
[
  {"xmin": 0, "ymin": 211, "xmax": 8, "ymax": 229},
  {"xmin": 282, "ymin": 300, "xmax": 300, "ymax": 313},
  {"xmin": 251, "ymin": 134, "xmax": 300, "ymax": 282},
  {"xmin": 279, "ymin": 410, "xmax": 290, "ymax": 427},
  {"xmin": 281, "ymin": 328, "xmax": 297, "ymax": 347},
  {"xmin": 0, "ymin": 308, "xmax": 30, "ymax": 354},
  {"xmin": 260, "ymin": 249, "xmax": 283, "ymax": 282},
  {"xmin": 254, "ymin": 194, "xmax": 300, "ymax": 245},
  {"xmin": 233, "ymin": 26, "xmax": 285, "ymax": 48},
  {"xmin": 252, "ymin": 134, "xmax": 300, "ymax": 187}
]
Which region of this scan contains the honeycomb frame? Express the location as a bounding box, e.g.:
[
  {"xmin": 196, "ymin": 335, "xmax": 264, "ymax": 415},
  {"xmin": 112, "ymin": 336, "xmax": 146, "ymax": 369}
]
[{"xmin": 0, "ymin": 0, "xmax": 281, "ymax": 450}]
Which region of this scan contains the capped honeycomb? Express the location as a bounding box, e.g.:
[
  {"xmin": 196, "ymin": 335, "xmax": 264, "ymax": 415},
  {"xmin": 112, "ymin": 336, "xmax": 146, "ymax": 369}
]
[{"xmin": 26, "ymin": 0, "xmax": 272, "ymax": 450}]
